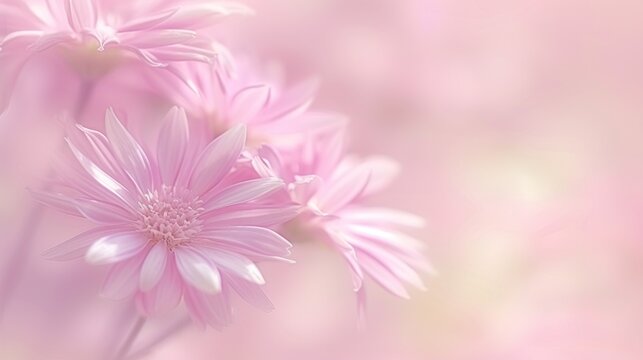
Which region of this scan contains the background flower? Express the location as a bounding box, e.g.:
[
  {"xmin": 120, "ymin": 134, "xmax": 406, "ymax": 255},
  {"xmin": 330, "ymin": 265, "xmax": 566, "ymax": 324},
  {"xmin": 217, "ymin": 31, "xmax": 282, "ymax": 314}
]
[
  {"xmin": 252, "ymin": 133, "xmax": 431, "ymax": 314},
  {"xmin": 0, "ymin": 0, "xmax": 251, "ymax": 113}
]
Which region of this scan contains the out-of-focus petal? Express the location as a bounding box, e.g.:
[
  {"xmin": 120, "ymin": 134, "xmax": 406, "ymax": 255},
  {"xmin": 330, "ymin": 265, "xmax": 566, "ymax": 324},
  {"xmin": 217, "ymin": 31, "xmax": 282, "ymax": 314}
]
[
  {"xmin": 228, "ymin": 85, "xmax": 271, "ymax": 124},
  {"xmin": 184, "ymin": 285, "xmax": 231, "ymax": 329},
  {"xmin": 137, "ymin": 256, "xmax": 183, "ymax": 315},
  {"xmin": 356, "ymin": 251, "xmax": 411, "ymax": 299},
  {"xmin": 360, "ymin": 156, "xmax": 400, "ymax": 196},
  {"xmin": 339, "ymin": 207, "xmax": 426, "ymax": 228},
  {"xmin": 42, "ymin": 226, "xmax": 128, "ymax": 261},
  {"xmin": 30, "ymin": 190, "xmax": 82, "ymax": 217},
  {"xmin": 224, "ymin": 273, "xmax": 274, "ymax": 311},
  {"xmin": 311, "ymin": 161, "xmax": 372, "ymax": 214},
  {"xmin": 121, "ymin": 29, "xmax": 196, "ymax": 49},
  {"xmin": 101, "ymin": 254, "xmax": 146, "ymax": 300}
]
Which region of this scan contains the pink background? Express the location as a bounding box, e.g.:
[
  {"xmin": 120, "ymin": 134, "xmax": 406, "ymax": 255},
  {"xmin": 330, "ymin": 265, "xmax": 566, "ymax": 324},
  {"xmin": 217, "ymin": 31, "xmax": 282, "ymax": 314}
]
[{"xmin": 2, "ymin": 0, "xmax": 643, "ymax": 358}]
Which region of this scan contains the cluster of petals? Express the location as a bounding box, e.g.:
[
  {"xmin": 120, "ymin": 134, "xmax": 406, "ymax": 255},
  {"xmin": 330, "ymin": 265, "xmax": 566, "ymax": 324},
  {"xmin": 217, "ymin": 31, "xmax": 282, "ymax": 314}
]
[
  {"xmin": 0, "ymin": 0, "xmax": 251, "ymax": 111},
  {"xmin": 152, "ymin": 59, "xmax": 347, "ymax": 150},
  {"xmin": 21, "ymin": 1, "xmax": 431, "ymax": 329},
  {"xmin": 253, "ymin": 132, "xmax": 432, "ymax": 309},
  {"xmin": 36, "ymin": 107, "xmax": 297, "ymax": 328}
]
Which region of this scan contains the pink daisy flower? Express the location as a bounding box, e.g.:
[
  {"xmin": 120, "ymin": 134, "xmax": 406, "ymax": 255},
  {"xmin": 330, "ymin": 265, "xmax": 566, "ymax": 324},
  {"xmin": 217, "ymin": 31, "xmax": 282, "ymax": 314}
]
[
  {"xmin": 0, "ymin": 0, "xmax": 252, "ymax": 111},
  {"xmin": 254, "ymin": 132, "xmax": 431, "ymax": 312},
  {"xmin": 35, "ymin": 107, "xmax": 297, "ymax": 328},
  {"xmin": 151, "ymin": 57, "xmax": 346, "ymax": 150}
]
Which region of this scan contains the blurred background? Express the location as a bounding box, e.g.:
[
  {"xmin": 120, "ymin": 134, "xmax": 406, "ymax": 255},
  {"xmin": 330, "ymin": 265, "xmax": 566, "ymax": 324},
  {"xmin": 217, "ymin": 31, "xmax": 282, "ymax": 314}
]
[{"xmin": 2, "ymin": 0, "xmax": 643, "ymax": 359}]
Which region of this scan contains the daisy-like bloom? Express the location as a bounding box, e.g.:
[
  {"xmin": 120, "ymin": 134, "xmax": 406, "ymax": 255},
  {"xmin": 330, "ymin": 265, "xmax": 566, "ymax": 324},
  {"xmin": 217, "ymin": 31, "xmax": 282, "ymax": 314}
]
[
  {"xmin": 253, "ymin": 132, "xmax": 431, "ymax": 313},
  {"xmin": 0, "ymin": 0, "xmax": 252, "ymax": 111},
  {"xmin": 152, "ymin": 57, "xmax": 346, "ymax": 150},
  {"xmin": 34, "ymin": 107, "xmax": 298, "ymax": 328}
]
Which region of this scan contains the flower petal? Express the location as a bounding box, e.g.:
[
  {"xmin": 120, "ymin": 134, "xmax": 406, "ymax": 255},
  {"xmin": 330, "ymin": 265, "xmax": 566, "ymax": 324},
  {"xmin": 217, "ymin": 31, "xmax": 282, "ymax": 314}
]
[
  {"xmin": 122, "ymin": 29, "xmax": 196, "ymax": 49},
  {"xmin": 30, "ymin": 190, "xmax": 82, "ymax": 217},
  {"xmin": 356, "ymin": 251, "xmax": 410, "ymax": 299},
  {"xmin": 75, "ymin": 124, "xmax": 122, "ymax": 179},
  {"xmin": 139, "ymin": 242, "xmax": 168, "ymax": 291},
  {"xmin": 157, "ymin": 107, "xmax": 189, "ymax": 185},
  {"xmin": 204, "ymin": 178, "xmax": 284, "ymax": 211},
  {"xmin": 65, "ymin": 138, "xmax": 134, "ymax": 207},
  {"xmin": 200, "ymin": 226, "xmax": 292, "ymax": 257},
  {"xmin": 64, "ymin": 0, "xmax": 97, "ymax": 32},
  {"xmin": 105, "ymin": 108, "xmax": 153, "ymax": 190},
  {"xmin": 160, "ymin": 3, "xmax": 254, "ymax": 29},
  {"xmin": 74, "ymin": 198, "xmax": 134, "ymax": 224},
  {"xmin": 189, "ymin": 124, "xmax": 246, "ymax": 196},
  {"xmin": 228, "ymin": 85, "xmax": 271, "ymax": 124},
  {"xmin": 101, "ymin": 255, "xmax": 145, "ymax": 300},
  {"xmin": 352, "ymin": 241, "xmax": 426, "ymax": 292},
  {"xmin": 205, "ymin": 205, "xmax": 300, "ymax": 227},
  {"xmin": 118, "ymin": 8, "xmax": 179, "ymax": 32},
  {"xmin": 344, "ymin": 224, "xmax": 425, "ymax": 250},
  {"xmin": 261, "ymin": 77, "xmax": 318, "ymax": 123},
  {"xmin": 339, "ymin": 207, "xmax": 426, "ymax": 228},
  {"xmin": 175, "ymin": 248, "xmax": 221, "ymax": 294},
  {"xmin": 324, "ymin": 228, "xmax": 364, "ymax": 291},
  {"xmin": 28, "ymin": 32, "xmax": 74, "ymax": 51},
  {"xmin": 184, "ymin": 286, "xmax": 231, "ymax": 329},
  {"xmin": 289, "ymin": 175, "xmax": 322, "ymax": 204},
  {"xmin": 137, "ymin": 256, "xmax": 183, "ymax": 315},
  {"xmin": 85, "ymin": 231, "xmax": 148, "ymax": 265},
  {"xmin": 311, "ymin": 160, "xmax": 372, "ymax": 214},
  {"xmin": 360, "ymin": 156, "xmax": 400, "ymax": 196},
  {"xmin": 42, "ymin": 226, "xmax": 126, "ymax": 261},
  {"xmin": 200, "ymin": 249, "xmax": 265, "ymax": 285},
  {"xmin": 225, "ymin": 273, "xmax": 273, "ymax": 311}
]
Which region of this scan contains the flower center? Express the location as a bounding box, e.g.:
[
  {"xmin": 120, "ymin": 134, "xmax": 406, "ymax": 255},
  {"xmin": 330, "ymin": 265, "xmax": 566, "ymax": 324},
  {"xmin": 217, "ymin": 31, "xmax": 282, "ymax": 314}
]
[{"xmin": 137, "ymin": 186, "xmax": 204, "ymax": 250}]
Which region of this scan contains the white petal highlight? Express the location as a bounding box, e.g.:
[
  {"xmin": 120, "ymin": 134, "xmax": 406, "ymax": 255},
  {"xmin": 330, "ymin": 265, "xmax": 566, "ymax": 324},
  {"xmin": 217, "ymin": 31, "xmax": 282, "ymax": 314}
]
[
  {"xmin": 42, "ymin": 226, "xmax": 124, "ymax": 261},
  {"xmin": 175, "ymin": 248, "xmax": 221, "ymax": 294},
  {"xmin": 201, "ymin": 249, "xmax": 265, "ymax": 285},
  {"xmin": 85, "ymin": 232, "xmax": 148, "ymax": 265}
]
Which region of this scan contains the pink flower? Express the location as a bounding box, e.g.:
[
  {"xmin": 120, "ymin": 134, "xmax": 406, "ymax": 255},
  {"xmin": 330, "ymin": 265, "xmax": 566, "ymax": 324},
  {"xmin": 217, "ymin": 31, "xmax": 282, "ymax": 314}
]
[
  {"xmin": 35, "ymin": 107, "xmax": 298, "ymax": 328},
  {"xmin": 152, "ymin": 58, "xmax": 346, "ymax": 150},
  {"xmin": 254, "ymin": 132, "xmax": 431, "ymax": 311},
  {"xmin": 0, "ymin": 0, "xmax": 252, "ymax": 111}
]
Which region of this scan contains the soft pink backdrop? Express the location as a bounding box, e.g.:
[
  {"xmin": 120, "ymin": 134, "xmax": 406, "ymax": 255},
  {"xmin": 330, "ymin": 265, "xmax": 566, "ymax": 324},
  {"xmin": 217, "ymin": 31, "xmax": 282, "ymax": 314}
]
[{"xmin": 2, "ymin": 0, "xmax": 643, "ymax": 359}]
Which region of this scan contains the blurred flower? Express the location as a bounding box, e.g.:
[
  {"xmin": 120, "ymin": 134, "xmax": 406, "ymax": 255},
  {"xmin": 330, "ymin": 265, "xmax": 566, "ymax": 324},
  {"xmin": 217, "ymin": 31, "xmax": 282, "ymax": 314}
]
[
  {"xmin": 152, "ymin": 58, "xmax": 346, "ymax": 150},
  {"xmin": 0, "ymin": 0, "xmax": 252, "ymax": 112},
  {"xmin": 253, "ymin": 132, "xmax": 431, "ymax": 314},
  {"xmin": 33, "ymin": 107, "xmax": 297, "ymax": 328}
]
